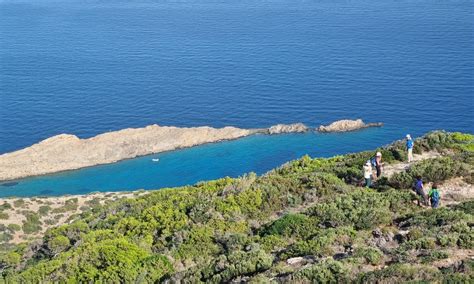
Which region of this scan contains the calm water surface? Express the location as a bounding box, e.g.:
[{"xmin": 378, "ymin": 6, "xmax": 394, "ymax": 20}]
[{"xmin": 0, "ymin": 0, "xmax": 473, "ymax": 196}]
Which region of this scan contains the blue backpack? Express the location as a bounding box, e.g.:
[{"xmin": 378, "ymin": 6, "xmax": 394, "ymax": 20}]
[
  {"xmin": 407, "ymin": 140, "xmax": 414, "ymax": 149},
  {"xmin": 431, "ymin": 190, "xmax": 440, "ymax": 203},
  {"xmin": 415, "ymin": 180, "xmax": 423, "ymax": 191},
  {"xmin": 370, "ymin": 157, "xmax": 377, "ymax": 167}
]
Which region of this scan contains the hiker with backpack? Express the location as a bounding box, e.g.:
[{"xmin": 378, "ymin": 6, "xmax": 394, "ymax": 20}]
[
  {"xmin": 428, "ymin": 183, "xmax": 441, "ymax": 208},
  {"xmin": 406, "ymin": 134, "xmax": 414, "ymax": 162},
  {"xmin": 414, "ymin": 176, "xmax": 429, "ymax": 206},
  {"xmin": 371, "ymin": 152, "xmax": 384, "ymax": 180},
  {"xmin": 363, "ymin": 160, "xmax": 372, "ymax": 188}
]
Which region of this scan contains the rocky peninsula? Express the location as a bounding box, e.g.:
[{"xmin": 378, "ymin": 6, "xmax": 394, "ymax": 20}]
[
  {"xmin": 0, "ymin": 123, "xmax": 308, "ymax": 181},
  {"xmin": 0, "ymin": 120, "xmax": 383, "ymax": 181}
]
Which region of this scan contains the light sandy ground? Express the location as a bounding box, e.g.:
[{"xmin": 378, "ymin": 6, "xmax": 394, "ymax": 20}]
[
  {"xmin": 383, "ymin": 151, "xmax": 473, "ymax": 206},
  {"xmin": 383, "ymin": 151, "xmax": 442, "ymax": 178},
  {"xmin": 432, "ymin": 249, "xmax": 474, "ymax": 269}
]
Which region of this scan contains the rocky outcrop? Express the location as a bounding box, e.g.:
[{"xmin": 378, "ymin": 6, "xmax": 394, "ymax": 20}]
[
  {"xmin": 267, "ymin": 123, "xmax": 309, "ymax": 134},
  {"xmin": 317, "ymin": 119, "xmax": 383, "ymax": 133},
  {"xmin": 0, "ymin": 123, "xmax": 308, "ymax": 181}
]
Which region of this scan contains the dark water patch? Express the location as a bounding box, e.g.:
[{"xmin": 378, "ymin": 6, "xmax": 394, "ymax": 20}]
[{"xmin": 1, "ymin": 182, "xmax": 19, "ymax": 187}]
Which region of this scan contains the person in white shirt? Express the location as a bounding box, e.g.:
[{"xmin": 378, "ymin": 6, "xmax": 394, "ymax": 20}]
[{"xmin": 363, "ymin": 160, "xmax": 372, "ymax": 188}]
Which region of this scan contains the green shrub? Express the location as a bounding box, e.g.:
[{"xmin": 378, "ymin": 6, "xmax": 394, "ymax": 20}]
[
  {"xmin": 261, "ymin": 213, "xmax": 316, "ymax": 239},
  {"xmin": 51, "ymin": 198, "xmax": 79, "ymax": 213},
  {"xmin": 390, "ymin": 156, "xmax": 471, "ymax": 189},
  {"xmin": 452, "ymin": 200, "xmax": 474, "ymax": 214},
  {"xmin": 451, "ymin": 132, "xmax": 474, "ymax": 143},
  {"xmin": 402, "ymin": 237, "xmax": 437, "ymax": 250},
  {"xmin": 38, "ymin": 205, "xmax": 51, "ymax": 216},
  {"xmin": 259, "ymin": 235, "xmax": 287, "ymax": 252},
  {"xmin": 437, "ymin": 234, "xmax": 459, "ymax": 247},
  {"xmin": 354, "ymin": 247, "xmax": 384, "ymax": 265},
  {"xmin": 300, "ymin": 172, "xmax": 348, "ymax": 196},
  {"xmin": 22, "ymin": 213, "xmax": 42, "ymax": 234},
  {"xmin": 1, "ymin": 251, "xmax": 21, "ymax": 267},
  {"xmin": 7, "ymin": 224, "xmax": 21, "ymax": 232},
  {"xmin": 47, "ymin": 235, "xmax": 70, "ymax": 254},
  {"xmin": 457, "ymin": 231, "xmax": 474, "ymax": 249},
  {"xmin": 407, "ymin": 228, "xmax": 423, "ymax": 241},
  {"xmin": 0, "ymin": 202, "xmax": 12, "ymax": 211},
  {"xmin": 307, "ymin": 189, "xmax": 405, "ymax": 230},
  {"xmin": 292, "ymin": 260, "xmax": 349, "ymax": 282},
  {"xmin": 282, "ymin": 227, "xmax": 355, "ymax": 259},
  {"xmin": 420, "ymin": 250, "xmax": 448, "ymax": 263},
  {"xmin": 0, "ymin": 212, "xmax": 8, "ymax": 220},
  {"xmin": 13, "ymin": 199, "xmax": 26, "ymax": 208},
  {"xmin": 204, "ymin": 249, "xmax": 274, "ymax": 282},
  {"xmin": 0, "ymin": 233, "xmax": 13, "ymax": 242},
  {"xmin": 358, "ymin": 263, "xmax": 441, "ymax": 282},
  {"xmin": 44, "ymin": 219, "xmax": 57, "ymax": 226}
]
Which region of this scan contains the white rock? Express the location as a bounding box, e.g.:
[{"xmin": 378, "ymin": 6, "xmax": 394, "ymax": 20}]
[
  {"xmin": 287, "ymin": 257, "xmax": 305, "ymax": 265},
  {"xmin": 317, "ymin": 119, "xmax": 383, "ymax": 133},
  {"xmin": 268, "ymin": 123, "xmax": 309, "ymax": 134}
]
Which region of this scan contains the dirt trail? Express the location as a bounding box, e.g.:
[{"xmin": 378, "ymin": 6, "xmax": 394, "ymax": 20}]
[
  {"xmin": 276, "ymin": 151, "xmax": 472, "ymax": 220},
  {"xmin": 432, "ymin": 249, "xmax": 474, "ymax": 269},
  {"xmin": 354, "ymin": 151, "xmax": 471, "ymax": 208},
  {"xmin": 382, "ymin": 151, "xmax": 441, "ymax": 178},
  {"xmin": 382, "ymin": 151, "xmax": 473, "ymax": 206}
]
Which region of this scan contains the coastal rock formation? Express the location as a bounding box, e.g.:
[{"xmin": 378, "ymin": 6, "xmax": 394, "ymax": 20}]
[
  {"xmin": 267, "ymin": 123, "xmax": 309, "ymax": 134},
  {"xmin": 317, "ymin": 119, "xmax": 383, "ymax": 133},
  {"xmin": 0, "ymin": 124, "xmax": 307, "ymax": 181}
]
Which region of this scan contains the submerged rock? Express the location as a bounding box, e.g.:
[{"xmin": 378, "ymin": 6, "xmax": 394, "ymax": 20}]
[{"xmin": 317, "ymin": 119, "xmax": 383, "ymax": 133}]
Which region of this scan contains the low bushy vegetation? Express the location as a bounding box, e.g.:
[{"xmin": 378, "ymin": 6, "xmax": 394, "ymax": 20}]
[{"xmin": 0, "ymin": 131, "xmax": 472, "ymax": 282}]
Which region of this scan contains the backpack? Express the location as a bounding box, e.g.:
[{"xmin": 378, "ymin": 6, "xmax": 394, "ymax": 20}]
[
  {"xmin": 431, "ymin": 190, "xmax": 440, "ymax": 203},
  {"xmin": 370, "ymin": 157, "xmax": 377, "ymax": 167},
  {"xmin": 415, "ymin": 180, "xmax": 423, "ymax": 191},
  {"xmin": 407, "ymin": 140, "xmax": 414, "ymax": 149}
]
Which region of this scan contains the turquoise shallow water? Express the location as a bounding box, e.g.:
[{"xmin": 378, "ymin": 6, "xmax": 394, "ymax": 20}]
[
  {"xmin": 1, "ymin": 128, "xmax": 391, "ymax": 197},
  {"xmin": 1, "ymin": 0, "xmax": 473, "ymax": 197}
]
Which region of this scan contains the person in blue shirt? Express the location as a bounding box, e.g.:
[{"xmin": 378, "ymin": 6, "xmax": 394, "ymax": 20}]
[{"xmin": 406, "ymin": 134, "xmax": 414, "ymax": 163}]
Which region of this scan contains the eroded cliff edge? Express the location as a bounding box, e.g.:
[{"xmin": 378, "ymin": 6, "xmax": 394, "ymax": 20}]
[{"xmin": 0, "ymin": 123, "xmax": 308, "ymax": 181}]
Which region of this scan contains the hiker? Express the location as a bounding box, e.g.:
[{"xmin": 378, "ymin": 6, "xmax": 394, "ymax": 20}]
[
  {"xmin": 414, "ymin": 176, "xmax": 428, "ymax": 206},
  {"xmin": 371, "ymin": 152, "xmax": 384, "ymax": 179},
  {"xmin": 428, "ymin": 183, "xmax": 441, "ymax": 208},
  {"xmin": 406, "ymin": 134, "xmax": 414, "ymax": 162},
  {"xmin": 363, "ymin": 160, "xmax": 372, "ymax": 188}
]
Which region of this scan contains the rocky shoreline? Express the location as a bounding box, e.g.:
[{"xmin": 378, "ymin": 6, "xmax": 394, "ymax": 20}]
[{"xmin": 0, "ymin": 120, "xmax": 382, "ymax": 181}]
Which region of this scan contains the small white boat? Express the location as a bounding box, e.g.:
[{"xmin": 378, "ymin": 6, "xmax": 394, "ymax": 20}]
[{"xmin": 152, "ymin": 158, "xmax": 160, "ymax": 162}]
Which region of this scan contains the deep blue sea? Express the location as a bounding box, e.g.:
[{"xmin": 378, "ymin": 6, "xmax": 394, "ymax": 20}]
[{"xmin": 0, "ymin": 0, "xmax": 473, "ymax": 197}]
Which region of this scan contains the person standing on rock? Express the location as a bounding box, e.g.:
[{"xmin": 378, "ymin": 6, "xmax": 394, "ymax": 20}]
[
  {"xmin": 363, "ymin": 160, "xmax": 372, "ymax": 188},
  {"xmin": 406, "ymin": 134, "xmax": 414, "ymax": 163}
]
